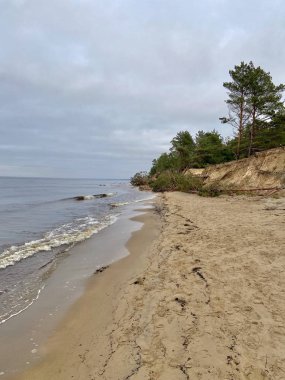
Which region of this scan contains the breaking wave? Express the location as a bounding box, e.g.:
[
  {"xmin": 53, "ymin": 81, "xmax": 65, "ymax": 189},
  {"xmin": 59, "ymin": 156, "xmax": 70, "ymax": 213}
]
[{"xmin": 0, "ymin": 215, "xmax": 117, "ymax": 270}]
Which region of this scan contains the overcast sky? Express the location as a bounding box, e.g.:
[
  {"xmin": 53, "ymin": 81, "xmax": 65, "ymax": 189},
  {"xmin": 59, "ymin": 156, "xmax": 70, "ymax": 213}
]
[{"xmin": 0, "ymin": 0, "xmax": 284, "ymax": 178}]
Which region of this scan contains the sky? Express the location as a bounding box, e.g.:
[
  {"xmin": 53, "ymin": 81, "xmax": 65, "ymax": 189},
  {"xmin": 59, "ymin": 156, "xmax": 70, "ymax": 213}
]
[{"xmin": 0, "ymin": 0, "xmax": 284, "ymax": 178}]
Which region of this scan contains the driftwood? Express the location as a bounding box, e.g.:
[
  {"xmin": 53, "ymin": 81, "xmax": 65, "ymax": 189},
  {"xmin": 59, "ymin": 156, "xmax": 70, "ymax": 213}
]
[
  {"xmin": 263, "ymin": 189, "xmax": 280, "ymax": 197},
  {"xmin": 222, "ymin": 187, "xmax": 281, "ymax": 192},
  {"xmin": 183, "ymin": 187, "xmax": 282, "ymax": 195}
]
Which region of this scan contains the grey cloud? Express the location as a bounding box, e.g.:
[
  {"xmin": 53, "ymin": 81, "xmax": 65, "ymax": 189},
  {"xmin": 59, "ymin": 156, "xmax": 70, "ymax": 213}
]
[{"xmin": 0, "ymin": 0, "xmax": 284, "ymax": 177}]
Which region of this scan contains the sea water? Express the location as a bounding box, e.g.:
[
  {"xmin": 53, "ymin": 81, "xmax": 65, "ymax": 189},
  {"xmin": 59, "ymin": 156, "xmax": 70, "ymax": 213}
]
[{"xmin": 0, "ymin": 177, "xmax": 152, "ymax": 325}]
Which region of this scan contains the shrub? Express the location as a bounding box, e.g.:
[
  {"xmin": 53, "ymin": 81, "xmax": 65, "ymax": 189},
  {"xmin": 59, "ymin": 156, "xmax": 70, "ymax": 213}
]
[
  {"xmin": 198, "ymin": 183, "xmax": 222, "ymax": 197},
  {"xmin": 175, "ymin": 173, "xmax": 203, "ymax": 192},
  {"xmin": 149, "ymin": 172, "xmax": 175, "ymax": 192},
  {"xmin": 130, "ymin": 171, "xmax": 149, "ymax": 187},
  {"xmin": 150, "ymin": 172, "xmax": 203, "ymax": 193}
]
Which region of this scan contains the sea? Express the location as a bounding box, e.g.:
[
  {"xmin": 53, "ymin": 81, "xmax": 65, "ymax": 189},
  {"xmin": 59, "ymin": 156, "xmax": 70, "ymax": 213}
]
[{"xmin": 0, "ymin": 177, "xmax": 152, "ymax": 327}]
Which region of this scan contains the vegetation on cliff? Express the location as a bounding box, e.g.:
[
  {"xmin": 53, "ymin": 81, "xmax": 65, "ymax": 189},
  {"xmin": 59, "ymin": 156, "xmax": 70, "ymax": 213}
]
[
  {"xmin": 220, "ymin": 61, "xmax": 285, "ymax": 158},
  {"xmin": 131, "ymin": 61, "xmax": 285, "ymax": 194}
]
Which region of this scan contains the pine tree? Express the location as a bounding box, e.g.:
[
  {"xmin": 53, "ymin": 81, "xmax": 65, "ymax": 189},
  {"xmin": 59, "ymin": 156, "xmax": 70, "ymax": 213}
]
[
  {"xmin": 221, "ymin": 61, "xmax": 252, "ymax": 158},
  {"xmin": 246, "ymin": 62, "xmax": 285, "ymax": 155},
  {"xmin": 221, "ymin": 61, "xmax": 285, "ymax": 157},
  {"xmin": 170, "ymin": 131, "xmax": 195, "ymax": 171}
]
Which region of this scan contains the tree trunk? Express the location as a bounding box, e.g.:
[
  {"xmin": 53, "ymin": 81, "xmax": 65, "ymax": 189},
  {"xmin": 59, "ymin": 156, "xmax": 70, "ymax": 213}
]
[
  {"xmin": 237, "ymin": 101, "xmax": 244, "ymax": 159},
  {"xmin": 248, "ymin": 106, "xmax": 256, "ymax": 157}
]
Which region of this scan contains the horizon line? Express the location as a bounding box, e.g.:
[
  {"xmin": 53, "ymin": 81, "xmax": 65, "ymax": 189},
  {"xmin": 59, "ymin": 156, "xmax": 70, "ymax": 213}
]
[{"xmin": 0, "ymin": 175, "xmax": 130, "ymax": 181}]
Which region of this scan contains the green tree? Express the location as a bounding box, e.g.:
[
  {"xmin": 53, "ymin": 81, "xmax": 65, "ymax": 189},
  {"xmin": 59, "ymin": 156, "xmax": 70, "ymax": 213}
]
[
  {"xmin": 252, "ymin": 111, "xmax": 285, "ymax": 151},
  {"xmin": 149, "ymin": 152, "xmax": 178, "ymax": 175},
  {"xmin": 194, "ymin": 130, "xmax": 233, "ymax": 166},
  {"xmin": 221, "ymin": 61, "xmax": 252, "ymax": 158},
  {"xmin": 245, "ymin": 62, "xmax": 285, "ymax": 155},
  {"xmin": 221, "ymin": 61, "xmax": 284, "ymax": 157},
  {"xmin": 170, "ymin": 131, "xmax": 195, "ymax": 171}
]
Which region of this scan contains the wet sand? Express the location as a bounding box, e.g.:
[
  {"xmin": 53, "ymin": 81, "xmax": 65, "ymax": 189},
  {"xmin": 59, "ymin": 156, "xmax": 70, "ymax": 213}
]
[{"xmin": 10, "ymin": 192, "xmax": 285, "ymax": 380}]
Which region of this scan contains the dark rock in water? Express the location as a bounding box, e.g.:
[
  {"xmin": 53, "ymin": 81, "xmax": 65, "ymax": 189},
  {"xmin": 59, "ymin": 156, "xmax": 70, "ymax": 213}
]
[
  {"xmin": 94, "ymin": 265, "xmax": 109, "ymax": 274},
  {"xmin": 74, "ymin": 193, "xmax": 110, "ymax": 201},
  {"xmin": 74, "ymin": 195, "xmax": 88, "ymax": 201}
]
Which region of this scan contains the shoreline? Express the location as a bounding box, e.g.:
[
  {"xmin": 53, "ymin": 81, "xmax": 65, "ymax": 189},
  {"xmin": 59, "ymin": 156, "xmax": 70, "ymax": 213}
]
[
  {"xmin": 0, "ymin": 198, "xmax": 156, "ymax": 378},
  {"xmin": 8, "ymin": 201, "xmax": 161, "ymax": 380},
  {"xmin": 9, "ymin": 192, "xmax": 285, "ymax": 379}
]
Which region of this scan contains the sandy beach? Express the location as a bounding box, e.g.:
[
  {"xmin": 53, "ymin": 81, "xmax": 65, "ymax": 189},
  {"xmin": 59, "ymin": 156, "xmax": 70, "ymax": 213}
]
[{"xmin": 11, "ymin": 192, "xmax": 285, "ymax": 380}]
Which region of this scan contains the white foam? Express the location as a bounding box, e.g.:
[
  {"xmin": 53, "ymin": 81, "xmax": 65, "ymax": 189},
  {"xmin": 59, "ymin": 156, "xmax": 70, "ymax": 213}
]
[
  {"xmin": 0, "ymin": 215, "xmax": 118, "ymax": 270},
  {"xmin": 134, "ymin": 195, "xmax": 156, "ymax": 203},
  {"xmin": 110, "ymin": 201, "xmax": 131, "ymax": 207},
  {"xmin": 0, "ymin": 285, "xmax": 45, "ymax": 325},
  {"xmin": 82, "ymin": 195, "xmax": 94, "ymax": 200},
  {"xmin": 110, "ymin": 195, "xmax": 155, "ymax": 208}
]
